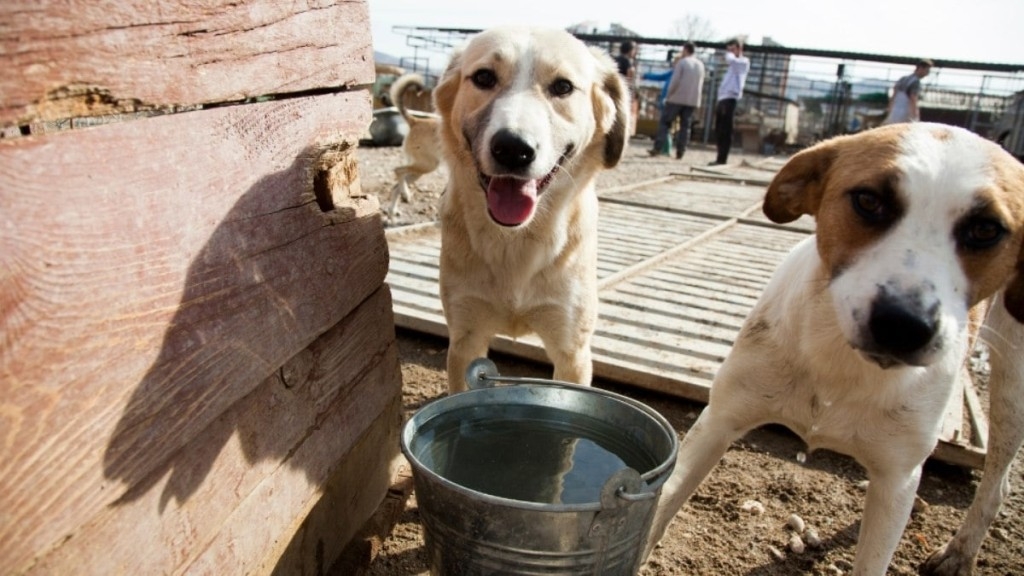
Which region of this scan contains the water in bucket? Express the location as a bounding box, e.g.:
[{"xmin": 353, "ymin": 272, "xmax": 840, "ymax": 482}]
[{"xmin": 408, "ymin": 404, "xmax": 659, "ymax": 504}]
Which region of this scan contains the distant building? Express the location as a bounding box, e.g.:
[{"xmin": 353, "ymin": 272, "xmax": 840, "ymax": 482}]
[
  {"xmin": 705, "ymin": 36, "xmax": 798, "ymax": 147},
  {"xmin": 744, "ymin": 37, "xmax": 792, "ymax": 119},
  {"xmin": 566, "ymin": 21, "xmax": 640, "ymax": 37}
]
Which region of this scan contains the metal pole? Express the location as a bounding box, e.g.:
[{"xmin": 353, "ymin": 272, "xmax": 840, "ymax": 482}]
[
  {"xmin": 967, "ymin": 75, "xmax": 988, "ymax": 133},
  {"xmin": 703, "ymin": 61, "xmax": 719, "ymax": 144}
]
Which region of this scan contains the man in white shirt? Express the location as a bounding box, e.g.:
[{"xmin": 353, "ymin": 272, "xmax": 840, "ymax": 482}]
[
  {"xmin": 710, "ymin": 39, "xmax": 750, "ymax": 166},
  {"xmin": 649, "ymin": 42, "xmax": 706, "ymax": 160},
  {"xmin": 882, "ymin": 58, "xmax": 933, "ymax": 124}
]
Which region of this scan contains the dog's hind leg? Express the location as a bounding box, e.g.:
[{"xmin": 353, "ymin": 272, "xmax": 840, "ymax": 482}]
[
  {"xmin": 402, "ymin": 158, "xmax": 440, "ymax": 201},
  {"xmin": 920, "ymin": 303, "xmax": 1024, "ymax": 575},
  {"xmin": 387, "ymin": 178, "xmax": 407, "ymax": 222},
  {"xmin": 643, "ymin": 324, "xmax": 783, "ymax": 562},
  {"xmin": 388, "ymin": 162, "xmax": 425, "ymax": 222},
  {"xmin": 643, "ymin": 403, "xmax": 750, "ymax": 560},
  {"xmin": 397, "ymin": 173, "xmax": 413, "ymax": 201}
]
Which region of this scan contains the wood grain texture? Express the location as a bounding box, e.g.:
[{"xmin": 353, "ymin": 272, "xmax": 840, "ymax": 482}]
[
  {"xmin": 270, "ymin": 387, "xmax": 403, "ymax": 576},
  {"xmin": 0, "ymin": 0, "xmax": 374, "ymax": 126},
  {"xmin": 26, "ymin": 288, "xmax": 401, "ymax": 575},
  {"xmin": 0, "ymin": 91, "xmax": 384, "ymax": 573}
]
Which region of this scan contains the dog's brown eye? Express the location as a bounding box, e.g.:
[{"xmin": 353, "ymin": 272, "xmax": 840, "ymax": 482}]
[
  {"xmin": 549, "ymin": 78, "xmax": 574, "ymax": 97},
  {"xmin": 471, "ymin": 69, "xmax": 498, "ymax": 90},
  {"xmin": 957, "ymin": 217, "xmax": 1006, "ymax": 250},
  {"xmin": 851, "ymin": 189, "xmax": 887, "ymax": 224}
]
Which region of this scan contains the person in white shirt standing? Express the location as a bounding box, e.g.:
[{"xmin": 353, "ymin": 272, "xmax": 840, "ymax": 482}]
[
  {"xmin": 710, "ymin": 38, "xmax": 750, "ymax": 166},
  {"xmin": 882, "ymin": 58, "xmax": 933, "ymax": 124},
  {"xmin": 649, "ymin": 41, "xmax": 705, "ymax": 160}
]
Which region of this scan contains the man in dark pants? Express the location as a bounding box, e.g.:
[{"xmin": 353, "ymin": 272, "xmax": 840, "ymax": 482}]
[
  {"xmin": 711, "ymin": 39, "xmax": 750, "ymax": 166},
  {"xmin": 649, "ymin": 42, "xmax": 705, "ymax": 159}
]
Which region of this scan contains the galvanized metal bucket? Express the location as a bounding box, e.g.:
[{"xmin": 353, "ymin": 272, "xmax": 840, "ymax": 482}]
[{"xmin": 401, "ymin": 358, "xmax": 678, "ymax": 576}]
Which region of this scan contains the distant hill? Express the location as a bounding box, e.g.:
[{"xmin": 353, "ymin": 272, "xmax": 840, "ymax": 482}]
[
  {"xmin": 784, "ymin": 75, "xmax": 891, "ymax": 102},
  {"xmin": 374, "ymin": 51, "xmax": 402, "ymax": 66},
  {"xmin": 372, "ymin": 51, "xmax": 445, "ymax": 83}
]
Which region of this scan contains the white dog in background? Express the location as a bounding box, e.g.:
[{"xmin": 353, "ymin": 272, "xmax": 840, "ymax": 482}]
[
  {"xmin": 646, "ymin": 123, "xmax": 1024, "ymax": 575},
  {"xmin": 431, "ymin": 26, "xmax": 629, "ymax": 393}
]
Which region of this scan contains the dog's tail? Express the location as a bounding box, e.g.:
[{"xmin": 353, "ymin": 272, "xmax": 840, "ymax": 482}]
[{"xmin": 389, "ymin": 73, "xmax": 429, "ymax": 122}]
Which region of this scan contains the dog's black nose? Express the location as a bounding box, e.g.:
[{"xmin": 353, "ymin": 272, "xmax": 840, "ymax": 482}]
[
  {"xmin": 490, "ymin": 129, "xmax": 536, "ymax": 170},
  {"xmin": 868, "ymin": 296, "xmax": 939, "ymax": 360}
]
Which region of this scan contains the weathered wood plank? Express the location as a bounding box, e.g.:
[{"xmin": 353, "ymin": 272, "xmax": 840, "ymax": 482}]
[
  {"xmin": 683, "ymin": 165, "xmax": 774, "ymax": 186},
  {"xmin": 600, "ymin": 300, "xmax": 744, "ymax": 343},
  {"xmin": 598, "ymin": 219, "xmax": 744, "ymax": 291},
  {"xmin": 0, "ymin": 92, "xmax": 382, "ymax": 573},
  {"xmin": 602, "ymin": 287, "xmax": 752, "ymax": 324},
  {"xmin": 605, "ymin": 178, "xmax": 767, "ymax": 216},
  {"xmin": 660, "ymin": 259, "xmax": 776, "ymax": 288},
  {"xmin": 592, "ymin": 322, "xmax": 730, "ymax": 375},
  {"xmin": 0, "ymin": 0, "xmax": 373, "ymax": 126},
  {"xmin": 28, "ymin": 287, "xmax": 401, "ymax": 575},
  {"xmin": 388, "ymin": 257, "xmax": 442, "ymax": 281},
  {"xmin": 591, "ymin": 356, "xmax": 714, "ymax": 403},
  {"xmin": 964, "ymin": 377, "xmax": 989, "ymax": 453},
  {"xmin": 272, "ymin": 400, "xmax": 404, "ymax": 576},
  {"xmin": 185, "ymin": 336, "xmax": 402, "ymax": 575}
]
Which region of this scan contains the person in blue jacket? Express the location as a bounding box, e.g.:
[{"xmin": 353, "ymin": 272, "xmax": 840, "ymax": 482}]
[{"xmin": 643, "ymin": 50, "xmax": 681, "ymax": 155}]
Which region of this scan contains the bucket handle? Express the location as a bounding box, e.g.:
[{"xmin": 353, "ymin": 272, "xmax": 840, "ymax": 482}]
[
  {"xmin": 464, "ymin": 358, "xmax": 664, "ymax": 504},
  {"xmin": 464, "ymin": 357, "xmax": 512, "ymax": 389},
  {"xmin": 467, "ymin": 357, "xmax": 596, "ymax": 390},
  {"xmin": 465, "ymin": 357, "xmax": 609, "ymax": 391},
  {"xmin": 615, "ymin": 487, "xmax": 657, "ymax": 502},
  {"xmin": 604, "ymin": 469, "xmax": 657, "ymax": 504}
]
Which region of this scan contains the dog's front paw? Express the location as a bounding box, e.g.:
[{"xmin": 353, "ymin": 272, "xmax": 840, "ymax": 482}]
[{"xmin": 919, "ymin": 541, "xmax": 975, "ymax": 576}]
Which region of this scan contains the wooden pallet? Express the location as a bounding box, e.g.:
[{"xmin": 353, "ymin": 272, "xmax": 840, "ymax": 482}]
[{"xmin": 385, "ymin": 174, "xmax": 987, "ymax": 469}]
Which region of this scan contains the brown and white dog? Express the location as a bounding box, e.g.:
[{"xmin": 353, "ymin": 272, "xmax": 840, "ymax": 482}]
[
  {"xmin": 431, "ymin": 26, "xmax": 629, "ymax": 392},
  {"xmin": 387, "ymin": 73, "xmax": 442, "ymax": 223},
  {"xmin": 647, "ymin": 123, "xmax": 1024, "ymax": 575}
]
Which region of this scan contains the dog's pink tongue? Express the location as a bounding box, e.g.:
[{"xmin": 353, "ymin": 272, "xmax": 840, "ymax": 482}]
[{"xmin": 486, "ymin": 176, "xmax": 537, "ymax": 226}]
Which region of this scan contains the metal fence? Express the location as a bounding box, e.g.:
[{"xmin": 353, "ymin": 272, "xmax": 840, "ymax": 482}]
[{"xmin": 385, "ymin": 26, "xmax": 1024, "ymax": 158}]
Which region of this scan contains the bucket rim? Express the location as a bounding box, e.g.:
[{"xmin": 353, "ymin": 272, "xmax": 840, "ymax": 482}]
[{"xmin": 400, "ymin": 380, "xmax": 679, "ymax": 512}]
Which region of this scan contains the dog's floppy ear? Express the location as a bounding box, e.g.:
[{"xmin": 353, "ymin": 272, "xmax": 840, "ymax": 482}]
[
  {"xmin": 763, "ymin": 140, "xmax": 837, "ymax": 223},
  {"xmin": 1005, "ymin": 251, "xmax": 1024, "ymax": 323},
  {"xmin": 991, "ymin": 151, "xmax": 1024, "ymax": 323},
  {"xmin": 999, "ymin": 175, "xmax": 1024, "ymax": 323},
  {"xmin": 590, "ymin": 47, "xmax": 628, "ymax": 169},
  {"xmin": 432, "ymin": 49, "xmax": 463, "ymax": 118}
]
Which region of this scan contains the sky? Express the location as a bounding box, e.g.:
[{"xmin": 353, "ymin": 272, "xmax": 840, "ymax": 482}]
[{"xmin": 367, "ymin": 0, "xmax": 1024, "ymax": 69}]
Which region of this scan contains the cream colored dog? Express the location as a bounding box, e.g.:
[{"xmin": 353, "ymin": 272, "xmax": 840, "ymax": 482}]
[
  {"xmin": 387, "ymin": 73, "xmax": 442, "ymax": 223},
  {"xmin": 647, "ymin": 123, "xmax": 1024, "ymax": 575},
  {"xmin": 432, "ymin": 26, "xmax": 629, "ymax": 393}
]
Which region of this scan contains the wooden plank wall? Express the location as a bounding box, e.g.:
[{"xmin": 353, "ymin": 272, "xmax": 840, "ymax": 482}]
[
  {"xmin": 0, "ymin": 1, "xmax": 401, "ymax": 574},
  {"xmin": 0, "ymin": 1, "xmax": 372, "ymax": 126}
]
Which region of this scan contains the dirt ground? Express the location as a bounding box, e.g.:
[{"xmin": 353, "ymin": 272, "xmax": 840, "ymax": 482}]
[{"xmin": 354, "ymin": 137, "xmax": 1024, "ymax": 575}]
